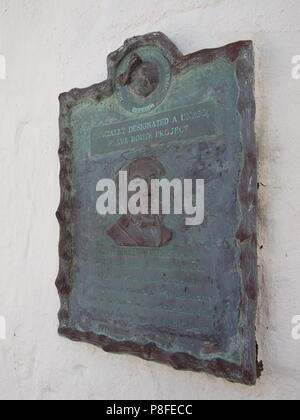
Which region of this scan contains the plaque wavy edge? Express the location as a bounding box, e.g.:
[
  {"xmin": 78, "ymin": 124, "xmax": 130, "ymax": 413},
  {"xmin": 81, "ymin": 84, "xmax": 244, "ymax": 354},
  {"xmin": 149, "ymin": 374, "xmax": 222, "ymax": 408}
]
[{"xmin": 56, "ymin": 32, "xmax": 260, "ymax": 386}]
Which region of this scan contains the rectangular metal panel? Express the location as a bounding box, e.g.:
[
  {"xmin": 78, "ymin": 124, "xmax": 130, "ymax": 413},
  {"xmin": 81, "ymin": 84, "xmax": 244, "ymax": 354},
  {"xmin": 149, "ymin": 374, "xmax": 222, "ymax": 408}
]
[{"xmin": 56, "ymin": 32, "xmax": 259, "ymax": 385}]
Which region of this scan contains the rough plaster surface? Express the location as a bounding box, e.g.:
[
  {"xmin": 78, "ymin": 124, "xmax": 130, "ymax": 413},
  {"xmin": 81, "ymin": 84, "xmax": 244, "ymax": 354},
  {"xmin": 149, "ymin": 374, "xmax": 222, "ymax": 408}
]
[{"xmin": 0, "ymin": 0, "xmax": 300, "ymax": 400}]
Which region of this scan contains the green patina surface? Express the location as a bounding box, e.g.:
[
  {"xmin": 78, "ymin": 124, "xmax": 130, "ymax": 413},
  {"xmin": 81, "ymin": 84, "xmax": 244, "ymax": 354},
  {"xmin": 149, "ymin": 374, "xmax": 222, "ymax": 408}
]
[
  {"xmin": 70, "ymin": 59, "xmax": 242, "ymax": 353},
  {"xmin": 57, "ymin": 33, "xmax": 258, "ymax": 384}
]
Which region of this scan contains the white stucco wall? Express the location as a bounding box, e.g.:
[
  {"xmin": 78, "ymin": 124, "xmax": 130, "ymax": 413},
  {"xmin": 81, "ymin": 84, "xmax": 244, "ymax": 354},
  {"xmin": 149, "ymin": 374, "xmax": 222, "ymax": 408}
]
[{"xmin": 0, "ymin": 0, "xmax": 300, "ymax": 400}]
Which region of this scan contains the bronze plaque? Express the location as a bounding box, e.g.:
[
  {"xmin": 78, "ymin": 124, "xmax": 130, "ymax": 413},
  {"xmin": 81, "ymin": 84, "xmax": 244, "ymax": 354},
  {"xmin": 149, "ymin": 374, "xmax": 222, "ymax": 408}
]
[{"xmin": 56, "ymin": 32, "xmax": 259, "ymax": 385}]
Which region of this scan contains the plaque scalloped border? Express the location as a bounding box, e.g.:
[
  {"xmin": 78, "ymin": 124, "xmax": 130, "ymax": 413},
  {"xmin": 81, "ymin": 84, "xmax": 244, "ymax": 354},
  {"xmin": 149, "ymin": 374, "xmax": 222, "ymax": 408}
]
[{"xmin": 56, "ymin": 32, "xmax": 260, "ymax": 385}]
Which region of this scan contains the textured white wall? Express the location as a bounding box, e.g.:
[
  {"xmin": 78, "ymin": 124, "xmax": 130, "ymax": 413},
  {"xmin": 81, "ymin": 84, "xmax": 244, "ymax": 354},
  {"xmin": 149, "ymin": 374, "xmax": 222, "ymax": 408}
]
[{"xmin": 0, "ymin": 0, "xmax": 300, "ymax": 400}]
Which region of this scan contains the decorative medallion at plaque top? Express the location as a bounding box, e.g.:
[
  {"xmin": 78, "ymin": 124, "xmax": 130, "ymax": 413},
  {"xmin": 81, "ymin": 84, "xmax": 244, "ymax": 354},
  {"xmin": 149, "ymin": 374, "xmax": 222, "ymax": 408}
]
[{"xmin": 115, "ymin": 46, "xmax": 172, "ymax": 114}]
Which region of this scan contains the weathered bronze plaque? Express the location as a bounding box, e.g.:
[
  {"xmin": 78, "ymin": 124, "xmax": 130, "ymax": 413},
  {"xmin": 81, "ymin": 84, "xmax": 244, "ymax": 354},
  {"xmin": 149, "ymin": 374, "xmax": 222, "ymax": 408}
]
[{"xmin": 56, "ymin": 32, "xmax": 259, "ymax": 385}]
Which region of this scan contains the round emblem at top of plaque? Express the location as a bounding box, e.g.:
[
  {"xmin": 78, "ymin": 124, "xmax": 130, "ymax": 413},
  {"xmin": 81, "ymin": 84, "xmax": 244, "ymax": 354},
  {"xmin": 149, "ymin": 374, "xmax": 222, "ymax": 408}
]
[{"xmin": 115, "ymin": 46, "xmax": 172, "ymax": 114}]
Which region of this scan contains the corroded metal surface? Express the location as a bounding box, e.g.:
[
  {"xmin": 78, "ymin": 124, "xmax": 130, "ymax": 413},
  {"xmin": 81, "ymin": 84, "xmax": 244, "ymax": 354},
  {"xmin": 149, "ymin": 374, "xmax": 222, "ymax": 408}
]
[{"xmin": 56, "ymin": 32, "xmax": 259, "ymax": 385}]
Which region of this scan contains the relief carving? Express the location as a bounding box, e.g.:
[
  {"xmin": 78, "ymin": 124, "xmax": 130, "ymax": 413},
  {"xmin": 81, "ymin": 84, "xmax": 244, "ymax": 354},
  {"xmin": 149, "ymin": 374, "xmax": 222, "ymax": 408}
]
[{"xmin": 107, "ymin": 157, "xmax": 172, "ymax": 247}]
